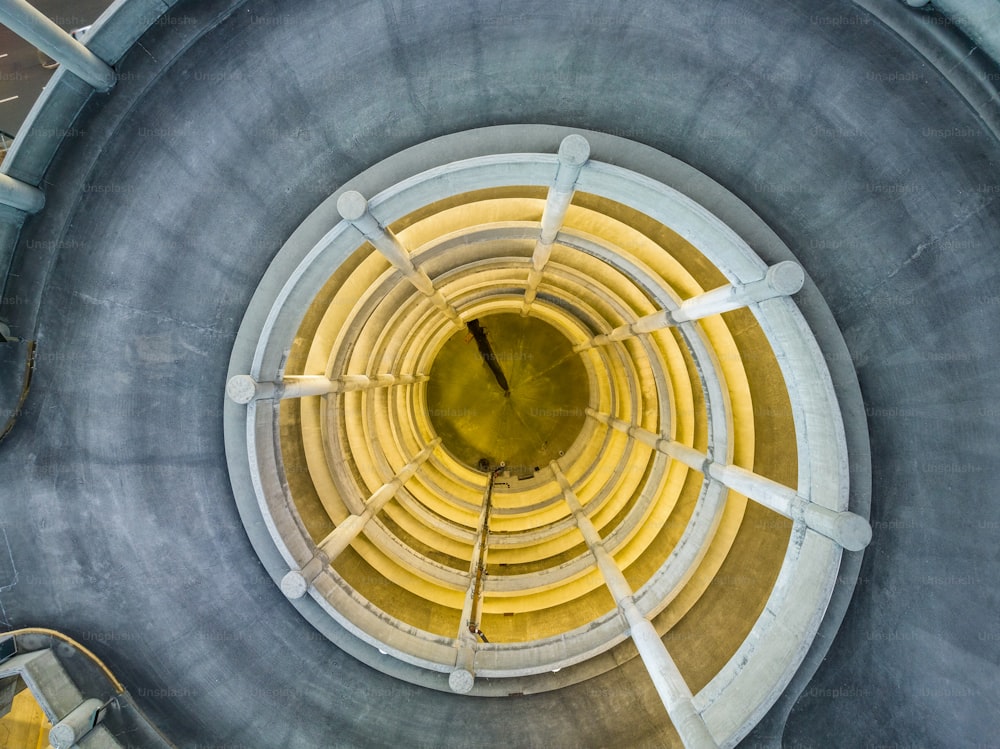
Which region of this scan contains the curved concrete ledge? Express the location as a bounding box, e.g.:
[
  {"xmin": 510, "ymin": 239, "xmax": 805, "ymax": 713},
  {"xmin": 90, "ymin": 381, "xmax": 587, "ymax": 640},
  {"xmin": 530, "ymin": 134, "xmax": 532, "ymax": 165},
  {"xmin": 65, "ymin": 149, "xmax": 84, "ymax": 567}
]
[
  {"xmin": 902, "ymin": 0, "xmax": 1000, "ymax": 71},
  {"xmin": 858, "ymin": 0, "xmax": 1000, "ymax": 137}
]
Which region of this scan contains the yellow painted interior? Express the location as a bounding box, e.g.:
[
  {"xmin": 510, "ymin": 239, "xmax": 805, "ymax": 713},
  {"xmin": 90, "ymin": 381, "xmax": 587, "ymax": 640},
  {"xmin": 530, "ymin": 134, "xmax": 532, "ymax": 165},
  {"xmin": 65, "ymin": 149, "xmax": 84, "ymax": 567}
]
[
  {"xmin": 0, "ymin": 685, "xmax": 51, "ymax": 749},
  {"xmin": 425, "ymin": 313, "xmax": 589, "ymax": 471},
  {"xmin": 275, "ymin": 185, "xmax": 796, "ymax": 653}
]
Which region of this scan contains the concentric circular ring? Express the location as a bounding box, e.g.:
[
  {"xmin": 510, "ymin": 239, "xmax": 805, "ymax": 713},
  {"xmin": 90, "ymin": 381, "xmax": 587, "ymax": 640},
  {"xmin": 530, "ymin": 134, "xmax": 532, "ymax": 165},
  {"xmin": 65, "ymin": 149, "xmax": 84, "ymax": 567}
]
[{"xmin": 223, "ymin": 126, "xmax": 871, "ymax": 747}]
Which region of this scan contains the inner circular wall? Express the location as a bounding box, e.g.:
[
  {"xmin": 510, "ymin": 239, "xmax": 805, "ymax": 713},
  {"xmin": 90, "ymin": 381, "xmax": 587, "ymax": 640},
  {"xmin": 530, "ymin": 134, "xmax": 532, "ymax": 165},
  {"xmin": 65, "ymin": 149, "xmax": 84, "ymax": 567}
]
[{"xmin": 222, "ymin": 121, "xmax": 868, "ymax": 749}]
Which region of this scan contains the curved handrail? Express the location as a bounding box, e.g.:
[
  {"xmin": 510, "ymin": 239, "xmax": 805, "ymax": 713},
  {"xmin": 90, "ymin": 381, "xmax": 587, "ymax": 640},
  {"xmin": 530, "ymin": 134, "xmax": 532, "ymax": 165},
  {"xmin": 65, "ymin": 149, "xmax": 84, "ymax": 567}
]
[
  {"xmin": 0, "ymin": 626, "xmax": 125, "ymax": 693},
  {"xmin": 0, "ymin": 339, "xmax": 35, "ymax": 444}
]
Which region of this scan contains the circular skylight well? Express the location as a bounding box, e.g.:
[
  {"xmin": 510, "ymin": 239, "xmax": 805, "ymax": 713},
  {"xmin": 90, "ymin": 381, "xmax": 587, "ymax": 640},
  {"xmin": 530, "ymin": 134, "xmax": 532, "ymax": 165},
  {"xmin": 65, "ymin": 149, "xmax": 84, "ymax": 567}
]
[{"xmin": 224, "ymin": 127, "xmax": 870, "ymax": 748}]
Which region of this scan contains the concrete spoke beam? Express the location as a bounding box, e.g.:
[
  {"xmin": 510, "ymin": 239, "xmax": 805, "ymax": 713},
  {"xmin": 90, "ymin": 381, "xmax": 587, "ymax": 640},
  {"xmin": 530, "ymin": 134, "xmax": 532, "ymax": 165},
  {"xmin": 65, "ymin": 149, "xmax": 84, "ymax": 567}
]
[
  {"xmin": 49, "ymin": 698, "xmax": 106, "ymax": 749},
  {"xmin": 450, "ymin": 469, "xmax": 499, "ymax": 694},
  {"xmin": 281, "ymin": 439, "xmax": 441, "ymax": 599},
  {"xmin": 522, "ymin": 134, "xmax": 590, "ymax": 314},
  {"xmin": 337, "ymin": 190, "xmax": 463, "ymax": 327},
  {"xmin": 575, "ymin": 262, "xmax": 805, "ymax": 351},
  {"xmin": 226, "ymin": 373, "xmax": 427, "ymax": 404},
  {"xmin": 552, "ymin": 461, "xmax": 718, "ymax": 749},
  {"xmin": 586, "ymin": 409, "xmax": 872, "ymax": 551}
]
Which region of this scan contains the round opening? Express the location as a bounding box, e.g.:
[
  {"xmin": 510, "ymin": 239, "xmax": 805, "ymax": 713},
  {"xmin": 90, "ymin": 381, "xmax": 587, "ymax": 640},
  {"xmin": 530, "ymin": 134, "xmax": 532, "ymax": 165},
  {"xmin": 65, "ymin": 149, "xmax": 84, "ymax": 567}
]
[
  {"xmin": 426, "ymin": 313, "xmax": 589, "ymax": 473},
  {"xmin": 224, "ymin": 127, "xmax": 871, "ymax": 743}
]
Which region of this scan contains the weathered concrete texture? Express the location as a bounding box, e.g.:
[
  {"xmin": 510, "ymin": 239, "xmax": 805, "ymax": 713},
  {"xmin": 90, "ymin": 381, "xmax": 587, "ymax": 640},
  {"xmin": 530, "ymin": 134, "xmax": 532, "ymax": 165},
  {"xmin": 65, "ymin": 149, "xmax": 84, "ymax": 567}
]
[
  {"xmin": 0, "ymin": 340, "xmax": 31, "ymax": 438},
  {"xmin": 0, "ymin": 0, "xmax": 998, "ymax": 747}
]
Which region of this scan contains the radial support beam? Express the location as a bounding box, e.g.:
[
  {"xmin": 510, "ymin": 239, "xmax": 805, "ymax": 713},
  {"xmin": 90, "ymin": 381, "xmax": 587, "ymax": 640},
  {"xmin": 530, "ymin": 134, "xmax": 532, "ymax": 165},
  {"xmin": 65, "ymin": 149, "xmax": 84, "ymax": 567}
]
[
  {"xmin": 622, "ymin": 609, "xmax": 721, "ymax": 749},
  {"xmin": 574, "ymin": 261, "xmax": 805, "ymax": 351},
  {"xmin": 585, "ymin": 409, "xmax": 706, "ymax": 470},
  {"xmin": 551, "ymin": 461, "xmax": 718, "ymax": 749},
  {"xmin": 337, "ymin": 190, "xmax": 463, "ymax": 327},
  {"xmin": 226, "ymin": 373, "xmax": 427, "ymax": 404},
  {"xmin": 0, "ymin": 0, "xmax": 116, "ymax": 91},
  {"xmin": 586, "ymin": 409, "xmax": 872, "ymax": 551},
  {"xmin": 521, "ymin": 134, "xmax": 590, "ymax": 315},
  {"xmin": 704, "ymin": 462, "xmax": 872, "ymax": 551},
  {"xmin": 48, "ymin": 697, "xmax": 106, "ymax": 749},
  {"xmin": 450, "ymin": 467, "xmax": 498, "ymax": 694},
  {"xmin": 316, "ymin": 439, "xmax": 441, "ymax": 560},
  {"xmin": 280, "ymin": 439, "xmax": 441, "ymax": 599},
  {"xmin": 0, "ymin": 173, "xmax": 44, "ymax": 214}
]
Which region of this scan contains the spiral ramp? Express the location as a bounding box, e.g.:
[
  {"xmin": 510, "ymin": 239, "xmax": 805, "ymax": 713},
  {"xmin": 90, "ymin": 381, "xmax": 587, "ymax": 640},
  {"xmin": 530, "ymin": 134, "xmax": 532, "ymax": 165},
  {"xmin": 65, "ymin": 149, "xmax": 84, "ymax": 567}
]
[{"xmin": 0, "ymin": 1, "xmax": 998, "ymax": 747}]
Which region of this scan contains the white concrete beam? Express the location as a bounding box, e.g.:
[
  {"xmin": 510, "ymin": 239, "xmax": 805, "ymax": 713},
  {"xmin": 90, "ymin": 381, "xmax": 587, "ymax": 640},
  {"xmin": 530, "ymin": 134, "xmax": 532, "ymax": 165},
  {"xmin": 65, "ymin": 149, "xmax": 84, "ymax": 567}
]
[
  {"xmin": 575, "ymin": 262, "xmax": 804, "ymax": 351},
  {"xmin": 226, "ymin": 373, "xmax": 427, "ymax": 404},
  {"xmin": 551, "ymin": 461, "xmax": 718, "ymax": 749},
  {"xmin": 337, "ymin": 190, "xmax": 463, "ymax": 327},
  {"xmin": 280, "ymin": 440, "xmax": 440, "ymax": 599},
  {"xmin": 522, "ymin": 134, "xmax": 590, "ymax": 314},
  {"xmin": 586, "ymin": 409, "xmax": 872, "ymax": 551}
]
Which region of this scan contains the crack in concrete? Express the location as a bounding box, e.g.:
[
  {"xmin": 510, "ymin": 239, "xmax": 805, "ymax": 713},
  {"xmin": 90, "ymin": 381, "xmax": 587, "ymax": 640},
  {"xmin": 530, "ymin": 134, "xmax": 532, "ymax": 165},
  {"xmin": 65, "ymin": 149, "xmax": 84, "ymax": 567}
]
[
  {"xmin": 48, "ymin": 286, "xmax": 229, "ymax": 338},
  {"xmin": 0, "ymin": 527, "xmax": 17, "ymax": 593},
  {"xmin": 887, "ymin": 193, "xmax": 1000, "ymax": 280}
]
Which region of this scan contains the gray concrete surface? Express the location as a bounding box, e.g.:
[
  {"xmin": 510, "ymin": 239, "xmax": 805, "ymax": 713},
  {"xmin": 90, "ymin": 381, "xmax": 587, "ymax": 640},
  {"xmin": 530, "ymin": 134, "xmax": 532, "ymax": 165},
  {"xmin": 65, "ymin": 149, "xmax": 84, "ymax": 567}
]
[{"xmin": 0, "ymin": 0, "xmax": 999, "ymax": 747}]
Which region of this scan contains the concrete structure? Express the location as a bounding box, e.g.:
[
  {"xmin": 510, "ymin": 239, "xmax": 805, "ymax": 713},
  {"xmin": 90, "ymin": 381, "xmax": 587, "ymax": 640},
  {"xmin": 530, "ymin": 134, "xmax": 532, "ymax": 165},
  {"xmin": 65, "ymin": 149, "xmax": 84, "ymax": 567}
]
[
  {"xmin": 0, "ymin": 0, "xmax": 998, "ymax": 747},
  {"xmin": 0, "ymin": 0, "xmax": 115, "ymax": 91},
  {"xmin": 0, "ymin": 630, "xmax": 170, "ymax": 747},
  {"xmin": 553, "ymin": 460, "xmax": 718, "ymax": 749},
  {"xmin": 216, "ymin": 131, "xmax": 857, "ymax": 742},
  {"xmin": 522, "ymin": 133, "xmax": 590, "ymax": 314}
]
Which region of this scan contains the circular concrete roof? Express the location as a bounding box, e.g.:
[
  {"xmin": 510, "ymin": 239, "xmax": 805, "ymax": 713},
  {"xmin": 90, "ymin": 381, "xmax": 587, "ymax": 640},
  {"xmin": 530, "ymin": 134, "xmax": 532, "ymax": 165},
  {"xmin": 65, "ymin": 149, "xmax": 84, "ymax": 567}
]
[{"xmin": 1, "ymin": 0, "xmax": 998, "ymax": 747}]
